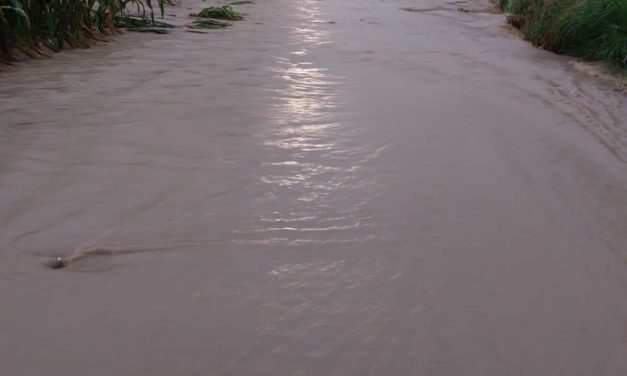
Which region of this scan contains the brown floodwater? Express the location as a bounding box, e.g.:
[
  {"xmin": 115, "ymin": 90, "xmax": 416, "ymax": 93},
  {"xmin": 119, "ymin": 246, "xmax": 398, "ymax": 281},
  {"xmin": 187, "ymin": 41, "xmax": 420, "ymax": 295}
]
[{"xmin": 1, "ymin": 0, "xmax": 626, "ymax": 374}]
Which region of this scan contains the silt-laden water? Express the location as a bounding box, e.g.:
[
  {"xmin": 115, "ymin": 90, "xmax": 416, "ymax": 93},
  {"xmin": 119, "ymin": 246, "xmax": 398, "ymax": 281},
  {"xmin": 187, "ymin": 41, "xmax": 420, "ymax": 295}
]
[{"xmin": 1, "ymin": 0, "xmax": 626, "ymax": 375}]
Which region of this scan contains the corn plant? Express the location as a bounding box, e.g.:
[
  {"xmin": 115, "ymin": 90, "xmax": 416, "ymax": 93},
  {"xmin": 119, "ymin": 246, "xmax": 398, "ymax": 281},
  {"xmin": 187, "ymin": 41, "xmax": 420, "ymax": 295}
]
[{"xmin": 0, "ymin": 0, "xmax": 167, "ymax": 61}]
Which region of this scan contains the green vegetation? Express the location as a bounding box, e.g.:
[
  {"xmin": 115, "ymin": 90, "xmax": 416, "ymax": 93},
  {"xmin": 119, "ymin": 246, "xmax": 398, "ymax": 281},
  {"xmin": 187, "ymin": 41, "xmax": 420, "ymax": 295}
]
[
  {"xmin": 114, "ymin": 17, "xmax": 175, "ymax": 29},
  {"xmin": 500, "ymin": 0, "xmax": 626, "ymax": 71},
  {"xmin": 190, "ymin": 19, "xmax": 231, "ymax": 29},
  {"xmin": 0, "ymin": 0, "xmax": 167, "ymax": 61},
  {"xmin": 114, "ymin": 16, "xmax": 176, "ymax": 34},
  {"xmin": 229, "ymin": 1, "xmax": 255, "ymax": 5},
  {"xmin": 195, "ymin": 5, "xmax": 243, "ymax": 20}
]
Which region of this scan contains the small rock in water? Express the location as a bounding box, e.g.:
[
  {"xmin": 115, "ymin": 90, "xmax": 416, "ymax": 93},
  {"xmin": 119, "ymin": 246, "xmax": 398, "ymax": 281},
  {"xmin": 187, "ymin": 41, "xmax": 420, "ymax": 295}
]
[{"xmin": 48, "ymin": 257, "xmax": 68, "ymax": 269}]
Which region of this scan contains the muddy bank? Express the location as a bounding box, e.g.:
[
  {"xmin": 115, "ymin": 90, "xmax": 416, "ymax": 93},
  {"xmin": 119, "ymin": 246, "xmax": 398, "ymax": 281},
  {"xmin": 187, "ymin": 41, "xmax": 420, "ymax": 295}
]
[{"xmin": 1, "ymin": 0, "xmax": 626, "ymax": 375}]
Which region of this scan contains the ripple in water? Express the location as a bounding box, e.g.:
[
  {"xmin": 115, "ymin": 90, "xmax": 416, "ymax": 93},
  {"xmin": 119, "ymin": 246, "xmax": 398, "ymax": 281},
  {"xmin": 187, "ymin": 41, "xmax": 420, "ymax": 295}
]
[{"xmin": 233, "ymin": 9, "xmax": 384, "ymax": 247}]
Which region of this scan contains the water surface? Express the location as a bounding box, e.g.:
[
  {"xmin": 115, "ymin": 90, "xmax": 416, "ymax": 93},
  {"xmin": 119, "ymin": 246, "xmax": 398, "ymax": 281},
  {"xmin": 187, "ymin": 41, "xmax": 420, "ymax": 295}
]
[{"xmin": 1, "ymin": 0, "xmax": 626, "ymax": 375}]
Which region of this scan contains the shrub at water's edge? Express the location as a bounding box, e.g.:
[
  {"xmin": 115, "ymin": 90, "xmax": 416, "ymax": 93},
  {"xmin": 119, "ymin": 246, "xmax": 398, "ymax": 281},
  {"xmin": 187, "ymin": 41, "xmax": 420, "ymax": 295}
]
[
  {"xmin": 0, "ymin": 0, "xmax": 167, "ymax": 61},
  {"xmin": 500, "ymin": 0, "xmax": 626, "ymax": 72}
]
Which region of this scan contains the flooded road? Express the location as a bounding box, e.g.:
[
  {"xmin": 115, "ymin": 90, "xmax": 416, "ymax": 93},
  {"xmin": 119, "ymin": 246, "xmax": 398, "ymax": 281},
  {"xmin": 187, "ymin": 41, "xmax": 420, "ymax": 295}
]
[{"xmin": 1, "ymin": 0, "xmax": 627, "ymax": 374}]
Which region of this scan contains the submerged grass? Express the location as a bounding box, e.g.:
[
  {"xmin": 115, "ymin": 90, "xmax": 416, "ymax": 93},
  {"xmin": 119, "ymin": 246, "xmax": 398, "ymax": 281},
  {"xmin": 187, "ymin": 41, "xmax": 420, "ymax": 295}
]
[
  {"xmin": 115, "ymin": 16, "xmax": 177, "ymax": 34},
  {"xmin": 500, "ymin": 0, "xmax": 626, "ymax": 71},
  {"xmin": 195, "ymin": 5, "xmax": 244, "ymax": 20},
  {"xmin": 0, "ymin": 0, "xmax": 167, "ymax": 61},
  {"xmin": 115, "ymin": 17, "xmax": 176, "ymax": 28},
  {"xmin": 190, "ymin": 19, "xmax": 231, "ymax": 29}
]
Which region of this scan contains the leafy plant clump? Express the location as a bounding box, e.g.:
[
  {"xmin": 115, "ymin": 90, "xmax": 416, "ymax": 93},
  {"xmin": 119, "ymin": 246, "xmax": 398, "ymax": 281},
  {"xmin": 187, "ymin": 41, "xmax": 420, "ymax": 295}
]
[
  {"xmin": 0, "ymin": 0, "xmax": 168, "ymax": 61},
  {"xmin": 196, "ymin": 5, "xmax": 244, "ymax": 20},
  {"xmin": 500, "ymin": 0, "xmax": 626, "ymax": 71}
]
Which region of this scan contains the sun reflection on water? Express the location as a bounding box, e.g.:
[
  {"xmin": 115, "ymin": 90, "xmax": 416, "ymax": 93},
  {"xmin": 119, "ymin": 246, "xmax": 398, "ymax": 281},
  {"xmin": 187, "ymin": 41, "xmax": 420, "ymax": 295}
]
[{"xmin": 233, "ymin": 0, "xmax": 380, "ymax": 246}]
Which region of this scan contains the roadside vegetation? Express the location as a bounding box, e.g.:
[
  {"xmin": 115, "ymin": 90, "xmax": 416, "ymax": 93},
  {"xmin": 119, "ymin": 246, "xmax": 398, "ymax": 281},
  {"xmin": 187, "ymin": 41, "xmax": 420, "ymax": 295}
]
[
  {"xmin": 0, "ymin": 0, "xmax": 167, "ymax": 62},
  {"xmin": 500, "ymin": 0, "xmax": 626, "ymax": 72},
  {"xmin": 0, "ymin": 2, "xmax": 251, "ymax": 62}
]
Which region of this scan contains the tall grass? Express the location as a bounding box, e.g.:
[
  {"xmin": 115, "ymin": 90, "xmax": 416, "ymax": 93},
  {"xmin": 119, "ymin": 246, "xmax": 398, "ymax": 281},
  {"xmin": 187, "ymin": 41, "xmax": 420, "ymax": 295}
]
[
  {"xmin": 0, "ymin": 0, "xmax": 166, "ymax": 61},
  {"xmin": 501, "ymin": 0, "xmax": 626, "ymax": 71}
]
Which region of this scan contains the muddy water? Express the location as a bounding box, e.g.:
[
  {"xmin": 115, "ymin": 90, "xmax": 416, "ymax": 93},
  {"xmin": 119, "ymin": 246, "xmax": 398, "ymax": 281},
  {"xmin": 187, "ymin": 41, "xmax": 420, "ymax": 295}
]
[{"xmin": 1, "ymin": 0, "xmax": 626, "ymax": 374}]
